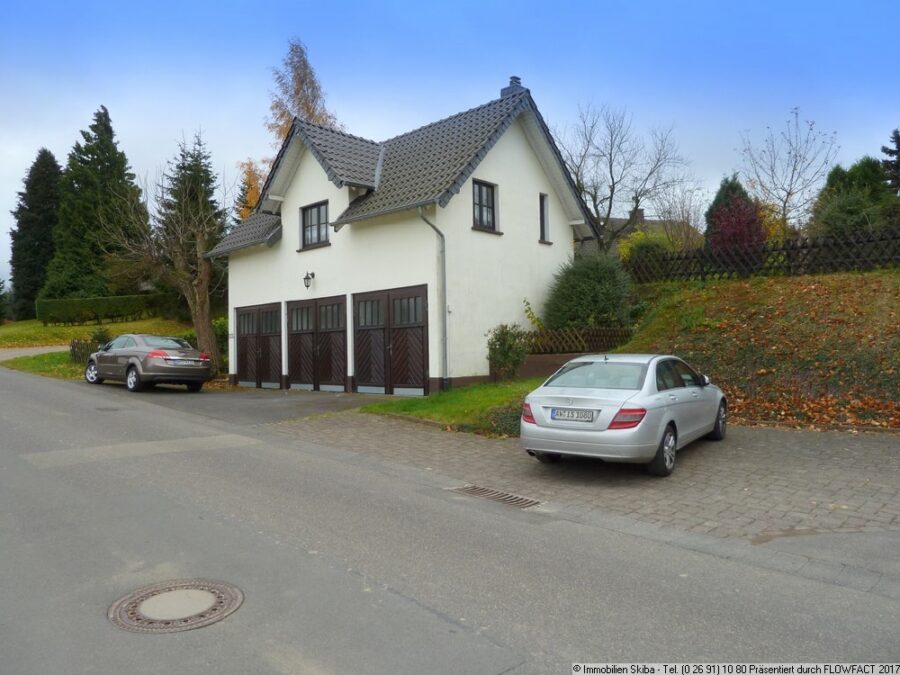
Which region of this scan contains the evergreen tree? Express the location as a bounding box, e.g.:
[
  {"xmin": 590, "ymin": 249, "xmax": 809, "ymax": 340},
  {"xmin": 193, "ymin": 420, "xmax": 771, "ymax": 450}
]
[
  {"xmin": 704, "ymin": 175, "xmax": 765, "ymax": 252},
  {"xmin": 9, "ymin": 148, "xmax": 61, "ymax": 319},
  {"xmin": 882, "ymin": 129, "xmax": 900, "ymax": 195},
  {"xmin": 0, "ymin": 279, "xmax": 9, "ymax": 321},
  {"xmin": 106, "ymin": 133, "xmax": 227, "ymax": 372},
  {"xmin": 810, "ymin": 157, "xmax": 898, "ymax": 237},
  {"xmin": 40, "ymin": 106, "xmax": 143, "ymax": 299}
]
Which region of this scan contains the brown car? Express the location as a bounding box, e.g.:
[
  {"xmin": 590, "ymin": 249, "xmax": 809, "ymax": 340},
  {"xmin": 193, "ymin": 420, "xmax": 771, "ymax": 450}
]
[{"xmin": 84, "ymin": 334, "xmax": 212, "ymax": 392}]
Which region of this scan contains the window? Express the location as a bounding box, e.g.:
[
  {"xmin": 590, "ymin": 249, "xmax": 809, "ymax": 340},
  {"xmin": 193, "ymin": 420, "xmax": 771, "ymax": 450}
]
[
  {"xmin": 655, "ymin": 360, "xmax": 684, "ymax": 391},
  {"xmin": 539, "ymin": 193, "xmax": 549, "ymax": 242},
  {"xmin": 545, "ymin": 361, "xmax": 648, "ymax": 390},
  {"xmin": 473, "ymin": 180, "xmax": 497, "ymax": 231},
  {"xmin": 670, "ymin": 360, "xmax": 701, "ymax": 387},
  {"xmin": 318, "ymin": 303, "xmax": 344, "ymax": 330},
  {"xmin": 260, "ymin": 309, "xmax": 280, "ymax": 335},
  {"xmin": 357, "ymin": 300, "xmax": 384, "ymax": 328},
  {"xmin": 392, "ymin": 296, "xmax": 423, "ymax": 326},
  {"xmin": 108, "ymin": 336, "xmax": 130, "ymax": 350},
  {"xmin": 290, "ymin": 306, "xmax": 313, "ymax": 332},
  {"xmin": 301, "ymin": 201, "xmax": 329, "ymax": 247}
]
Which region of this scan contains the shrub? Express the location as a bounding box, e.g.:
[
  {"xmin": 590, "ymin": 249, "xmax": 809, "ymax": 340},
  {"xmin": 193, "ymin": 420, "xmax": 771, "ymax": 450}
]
[
  {"xmin": 543, "ymin": 255, "xmax": 631, "ymax": 329},
  {"xmin": 90, "ymin": 326, "xmax": 112, "ymax": 345},
  {"xmin": 486, "ymin": 323, "xmax": 527, "ymax": 380},
  {"xmin": 619, "ymin": 230, "xmax": 672, "ymax": 263},
  {"xmin": 482, "ymin": 401, "xmax": 525, "ymax": 437},
  {"xmin": 174, "ymin": 317, "xmax": 229, "ymax": 366}
]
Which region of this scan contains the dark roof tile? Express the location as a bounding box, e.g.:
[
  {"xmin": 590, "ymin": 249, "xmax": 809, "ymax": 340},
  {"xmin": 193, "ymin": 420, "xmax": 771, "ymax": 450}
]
[{"xmin": 206, "ymin": 212, "xmax": 281, "ymax": 258}]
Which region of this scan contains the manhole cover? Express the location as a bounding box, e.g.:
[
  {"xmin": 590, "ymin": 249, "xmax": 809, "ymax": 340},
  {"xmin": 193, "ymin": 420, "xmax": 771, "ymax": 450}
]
[{"xmin": 108, "ymin": 579, "xmax": 243, "ymax": 633}]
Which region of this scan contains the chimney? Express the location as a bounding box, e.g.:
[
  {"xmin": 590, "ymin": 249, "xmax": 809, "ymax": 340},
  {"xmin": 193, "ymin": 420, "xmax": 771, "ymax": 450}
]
[{"xmin": 501, "ymin": 75, "xmax": 525, "ymax": 98}]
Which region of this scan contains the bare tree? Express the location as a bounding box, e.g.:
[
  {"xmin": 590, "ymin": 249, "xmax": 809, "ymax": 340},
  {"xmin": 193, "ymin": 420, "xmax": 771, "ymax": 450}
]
[
  {"xmin": 102, "ymin": 135, "xmax": 227, "ymax": 374},
  {"xmin": 557, "ymin": 104, "xmax": 687, "ymax": 251},
  {"xmin": 649, "ymin": 182, "xmax": 706, "ymax": 251},
  {"xmin": 267, "ymin": 38, "xmax": 340, "ymax": 141},
  {"xmin": 741, "ymin": 108, "xmax": 838, "ymax": 230}
]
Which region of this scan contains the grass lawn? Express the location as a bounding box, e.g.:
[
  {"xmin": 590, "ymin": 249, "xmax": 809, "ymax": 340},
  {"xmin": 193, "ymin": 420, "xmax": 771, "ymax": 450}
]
[
  {"xmin": 1, "ymin": 351, "xmax": 84, "ymax": 380},
  {"xmin": 0, "ymin": 318, "xmax": 193, "ymax": 348},
  {"xmin": 361, "ymin": 377, "xmax": 544, "ymax": 436}
]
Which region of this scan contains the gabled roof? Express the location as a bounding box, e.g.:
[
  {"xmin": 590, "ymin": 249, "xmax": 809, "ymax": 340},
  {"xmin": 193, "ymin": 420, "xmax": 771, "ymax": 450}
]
[
  {"xmin": 333, "ymin": 90, "xmax": 534, "ymax": 225},
  {"xmin": 213, "ymin": 80, "xmax": 597, "ymax": 257},
  {"xmin": 207, "ymin": 212, "xmax": 281, "ymax": 258},
  {"xmin": 293, "ymin": 120, "xmax": 381, "ymax": 189}
]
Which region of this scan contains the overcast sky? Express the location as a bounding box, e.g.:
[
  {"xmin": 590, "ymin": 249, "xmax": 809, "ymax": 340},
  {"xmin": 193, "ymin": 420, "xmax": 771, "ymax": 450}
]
[{"xmin": 2, "ymin": 0, "xmax": 898, "ymax": 286}]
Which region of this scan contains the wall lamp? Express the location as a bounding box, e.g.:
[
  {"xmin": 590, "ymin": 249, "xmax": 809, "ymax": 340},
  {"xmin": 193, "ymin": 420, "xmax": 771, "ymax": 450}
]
[{"xmin": 303, "ymin": 271, "xmax": 315, "ymax": 289}]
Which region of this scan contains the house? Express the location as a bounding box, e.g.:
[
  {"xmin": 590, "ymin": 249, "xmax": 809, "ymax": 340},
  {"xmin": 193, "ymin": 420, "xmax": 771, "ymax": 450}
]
[{"xmin": 208, "ymin": 77, "xmax": 596, "ymax": 395}]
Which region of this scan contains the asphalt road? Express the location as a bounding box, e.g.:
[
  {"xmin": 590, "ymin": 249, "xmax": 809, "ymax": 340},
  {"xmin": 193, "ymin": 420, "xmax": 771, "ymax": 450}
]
[{"xmin": 1, "ymin": 368, "xmax": 898, "ymax": 674}]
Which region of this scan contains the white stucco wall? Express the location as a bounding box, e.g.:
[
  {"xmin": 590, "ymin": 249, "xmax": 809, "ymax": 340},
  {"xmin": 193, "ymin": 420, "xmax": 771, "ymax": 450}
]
[
  {"xmin": 227, "ymin": 147, "xmax": 441, "ymax": 379},
  {"xmin": 228, "ymin": 115, "xmax": 577, "ymax": 385},
  {"xmin": 436, "ymin": 117, "xmax": 576, "ymax": 378}
]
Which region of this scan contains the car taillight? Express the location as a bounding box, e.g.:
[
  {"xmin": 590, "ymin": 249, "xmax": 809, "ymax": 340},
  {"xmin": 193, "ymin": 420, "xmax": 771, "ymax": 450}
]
[
  {"xmin": 199, "ymin": 353, "xmax": 210, "ymax": 361},
  {"xmin": 521, "ymin": 402, "xmax": 536, "ymax": 424},
  {"xmin": 609, "ymin": 408, "xmax": 646, "ymax": 429},
  {"xmin": 147, "ymin": 350, "xmax": 168, "ymax": 359}
]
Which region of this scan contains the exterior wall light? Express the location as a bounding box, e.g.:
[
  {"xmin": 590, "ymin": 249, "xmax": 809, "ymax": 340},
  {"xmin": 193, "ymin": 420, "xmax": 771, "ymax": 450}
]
[{"xmin": 303, "ymin": 271, "xmax": 315, "ymax": 289}]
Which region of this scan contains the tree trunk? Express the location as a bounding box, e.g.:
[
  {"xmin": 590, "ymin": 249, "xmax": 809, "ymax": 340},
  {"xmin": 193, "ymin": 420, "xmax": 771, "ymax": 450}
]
[{"xmin": 180, "ymin": 258, "xmax": 221, "ymax": 376}]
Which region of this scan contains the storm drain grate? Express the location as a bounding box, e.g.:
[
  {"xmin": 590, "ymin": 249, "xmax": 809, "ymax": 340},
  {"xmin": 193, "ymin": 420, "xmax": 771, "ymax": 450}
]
[{"xmin": 450, "ymin": 484, "xmax": 541, "ymax": 509}]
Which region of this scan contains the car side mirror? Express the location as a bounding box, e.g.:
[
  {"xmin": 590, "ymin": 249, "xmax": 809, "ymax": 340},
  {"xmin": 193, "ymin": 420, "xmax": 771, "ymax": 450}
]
[
  {"xmin": 700, "ymin": 374, "xmax": 711, "ymax": 386},
  {"xmin": 101, "ymin": 342, "xmax": 112, "ymax": 352}
]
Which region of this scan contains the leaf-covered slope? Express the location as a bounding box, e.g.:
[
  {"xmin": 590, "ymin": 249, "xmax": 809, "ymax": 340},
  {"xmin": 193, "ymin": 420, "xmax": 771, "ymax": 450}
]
[{"xmin": 621, "ymin": 271, "xmax": 899, "ymax": 429}]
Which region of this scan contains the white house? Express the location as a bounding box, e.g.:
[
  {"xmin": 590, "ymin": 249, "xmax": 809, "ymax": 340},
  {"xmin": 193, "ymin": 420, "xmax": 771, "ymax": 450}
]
[{"xmin": 208, "ymin": 77, "xmax": 596, "ymax": 395}]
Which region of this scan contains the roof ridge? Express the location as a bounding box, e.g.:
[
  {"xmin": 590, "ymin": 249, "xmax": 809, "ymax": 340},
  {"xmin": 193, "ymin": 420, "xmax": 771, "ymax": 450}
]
[
  {"xmin": 295, "ymin": 117, "xmax": 381, "ymax": 147},
  {"xmin": 380, "ymin": 91, "xmax": 529, "ymax": 145}
]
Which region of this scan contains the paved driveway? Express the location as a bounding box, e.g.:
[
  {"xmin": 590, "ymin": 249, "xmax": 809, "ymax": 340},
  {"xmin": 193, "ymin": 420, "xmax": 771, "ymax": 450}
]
[{"xmin": 277, "ymin": 411, "xmax": 900, "ymax": 543}]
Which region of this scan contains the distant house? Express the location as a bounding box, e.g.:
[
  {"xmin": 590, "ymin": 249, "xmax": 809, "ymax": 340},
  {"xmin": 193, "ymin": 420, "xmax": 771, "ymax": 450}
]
[{"xmin": 208, "ymin": 77, "xmax": 596, "ymax": 394}]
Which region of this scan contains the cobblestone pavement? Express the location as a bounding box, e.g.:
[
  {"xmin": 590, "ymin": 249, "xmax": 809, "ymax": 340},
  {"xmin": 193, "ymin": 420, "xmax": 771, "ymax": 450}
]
[{"xmin": 276, "ymin": 411, "xmax": 900, "ymax": 541}]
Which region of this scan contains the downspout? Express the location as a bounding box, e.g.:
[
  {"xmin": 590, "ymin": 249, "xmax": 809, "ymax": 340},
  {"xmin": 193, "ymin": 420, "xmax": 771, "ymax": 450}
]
[{"xmin": 417, "ymin": 206, "xmax": 450, "ymax": 391}]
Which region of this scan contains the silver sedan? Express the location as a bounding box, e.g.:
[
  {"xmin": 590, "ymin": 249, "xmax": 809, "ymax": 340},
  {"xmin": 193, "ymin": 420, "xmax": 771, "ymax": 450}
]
[{"xmin": 520, "ymin": 354, "xmax": 727, "ymax": 476}]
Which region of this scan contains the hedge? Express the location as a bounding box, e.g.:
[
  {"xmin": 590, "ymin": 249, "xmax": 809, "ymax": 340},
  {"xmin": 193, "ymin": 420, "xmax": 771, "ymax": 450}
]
[{"xmin": 36, "ymin": 294, "xmax": 162, "ymax": 325}]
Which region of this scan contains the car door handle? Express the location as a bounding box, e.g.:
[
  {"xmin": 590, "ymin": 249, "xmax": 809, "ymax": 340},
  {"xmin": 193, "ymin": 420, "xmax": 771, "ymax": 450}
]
[
  {"xmin": 668, "ymin": 394, "xmax": 678, "ymax": 401},
  {"xmin": 691, "ymin": 392, "xmax": 700, "ymax": 398}
]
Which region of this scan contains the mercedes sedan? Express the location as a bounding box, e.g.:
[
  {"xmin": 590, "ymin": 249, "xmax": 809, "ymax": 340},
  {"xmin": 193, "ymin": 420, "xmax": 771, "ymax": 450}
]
[
  {"xmin": 84, "ymin": 334, "xmax": 212, "ymax": 392},
  {"xmin": 520, "ymin": 354, "xmax": 726, "ymax": 476}
]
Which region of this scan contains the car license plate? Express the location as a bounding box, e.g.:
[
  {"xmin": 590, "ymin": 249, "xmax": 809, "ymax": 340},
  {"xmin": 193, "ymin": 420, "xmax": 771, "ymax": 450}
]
[
  {"xmin": 172, "ymin": 359, "xmax": 196, "ymax": 366},
  {"xmin": 551, "ymin": 408, "xmax": 594, "ymax": 422}
]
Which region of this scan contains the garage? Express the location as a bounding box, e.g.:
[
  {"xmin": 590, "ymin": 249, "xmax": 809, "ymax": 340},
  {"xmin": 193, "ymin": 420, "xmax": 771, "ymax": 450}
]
[
  {"xmin": 287, "ymin": 295, "xmax": 347, "ymax": 392},
  {"xmin": 353, "ymin": 284, "xmax": 428, "ymax": 395},
  {"xmin": 235, "ymin": 303, "xmax": 282, "ymax": 388}
]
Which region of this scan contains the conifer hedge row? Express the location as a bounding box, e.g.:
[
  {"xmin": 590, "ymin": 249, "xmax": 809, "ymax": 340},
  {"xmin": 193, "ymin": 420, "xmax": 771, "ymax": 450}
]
[{"xmin": 36, "ymin": 294, "xmax": 162, "ymax": 325}]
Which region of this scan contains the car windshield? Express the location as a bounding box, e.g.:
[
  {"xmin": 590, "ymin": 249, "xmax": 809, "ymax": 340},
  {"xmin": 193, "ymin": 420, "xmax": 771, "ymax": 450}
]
[
  {"xmin": 143, "ymin": 336, "xmax": 193, "ymax": 350},
  {"xmin": 545, "ymin": 361, "xmax": 648, "ymax": 390}
]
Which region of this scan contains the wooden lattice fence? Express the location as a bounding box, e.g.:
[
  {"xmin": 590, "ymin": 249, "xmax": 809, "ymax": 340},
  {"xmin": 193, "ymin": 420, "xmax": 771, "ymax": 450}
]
[
  {"xmin": 524, "ymin": 327, "xmax": 633, "ymax": 354},
  {"xmin": 624, "ymin": 229, "xmax": 900, "ymax": 283}
]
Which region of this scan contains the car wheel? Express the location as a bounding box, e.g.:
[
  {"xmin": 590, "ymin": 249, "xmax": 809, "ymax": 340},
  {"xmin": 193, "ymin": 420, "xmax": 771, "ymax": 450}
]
[
  {"xmin": 534, "ymin": 451, "xmax": 562, "ymax": 464},
  {"xmin": 186, "ymin": 382, "xmax": 203, "ymax": 392},
  {"xmin": 647, "ymin": 424, "xmax": 677, "ymax": 476},
  {"xmin": 707, "ymin": 401, "xmax": 727, "ymax": 441},
  {"xmin": 125, "ymin": 366, "xmax": 143, "ymax": 392},
  {"xmin": 84, "ymin": 361, "xmax": 104, "ymax": 385}
]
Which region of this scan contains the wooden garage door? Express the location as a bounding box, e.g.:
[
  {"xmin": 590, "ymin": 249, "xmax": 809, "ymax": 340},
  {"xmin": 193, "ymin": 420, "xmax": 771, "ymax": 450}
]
[
  {"xmin": 235, "ymin": 303, "xmax": 282, "ymax": 388},
  {"xmin": 287, "ymin": 296, "xmax": 347, "ymax": 392},
  {"xmin": 353, "ymin": 285, "xmax": 428, "ymax": 395}
]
